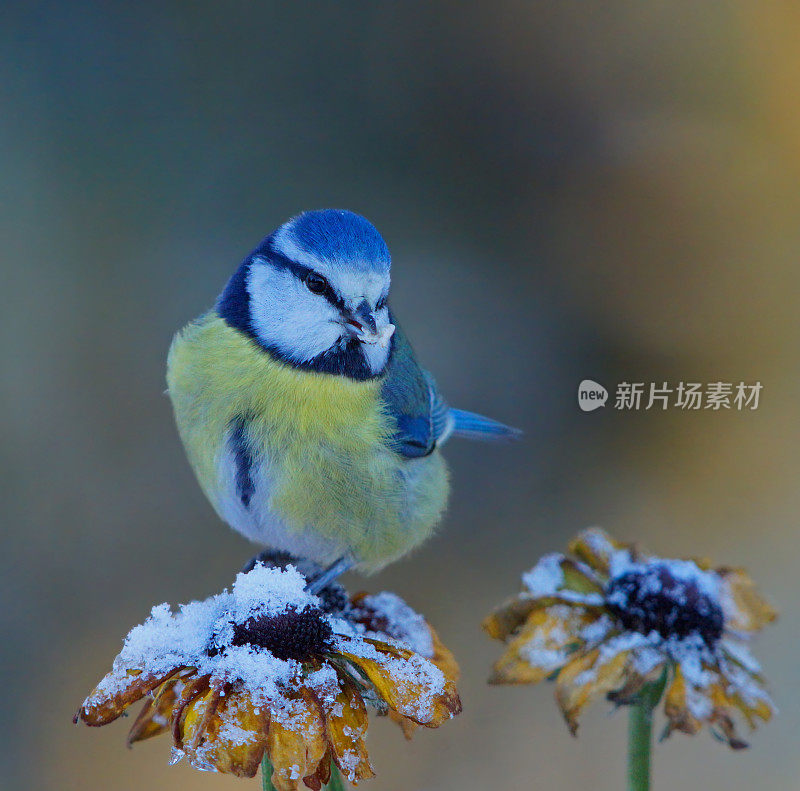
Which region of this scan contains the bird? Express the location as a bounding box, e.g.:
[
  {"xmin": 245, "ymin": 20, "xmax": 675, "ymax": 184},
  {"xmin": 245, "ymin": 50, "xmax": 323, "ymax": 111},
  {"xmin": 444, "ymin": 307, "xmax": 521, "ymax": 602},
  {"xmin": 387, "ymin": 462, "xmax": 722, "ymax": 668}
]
[{"xmin": 166, "ymin": 209, "xmax": 520, "ymax": 591}]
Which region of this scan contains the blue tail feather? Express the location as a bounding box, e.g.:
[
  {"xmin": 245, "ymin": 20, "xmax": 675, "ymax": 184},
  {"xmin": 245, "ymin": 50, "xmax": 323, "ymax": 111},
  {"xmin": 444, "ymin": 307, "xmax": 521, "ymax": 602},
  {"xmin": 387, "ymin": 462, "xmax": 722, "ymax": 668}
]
[{"xmin": 449, "ymin": 408, "xmax": 522, "ymax": 442}]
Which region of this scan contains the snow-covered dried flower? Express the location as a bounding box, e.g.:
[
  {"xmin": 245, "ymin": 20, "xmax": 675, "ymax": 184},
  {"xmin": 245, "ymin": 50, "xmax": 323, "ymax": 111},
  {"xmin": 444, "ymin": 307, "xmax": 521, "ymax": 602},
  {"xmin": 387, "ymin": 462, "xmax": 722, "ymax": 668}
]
[
  {"xmin": 75, "ymin": 563, "xmax": 460, "ymax": 788},
  {"xmin": 484, "ymin": 527, "xmax": 776, "ymax": 749}
]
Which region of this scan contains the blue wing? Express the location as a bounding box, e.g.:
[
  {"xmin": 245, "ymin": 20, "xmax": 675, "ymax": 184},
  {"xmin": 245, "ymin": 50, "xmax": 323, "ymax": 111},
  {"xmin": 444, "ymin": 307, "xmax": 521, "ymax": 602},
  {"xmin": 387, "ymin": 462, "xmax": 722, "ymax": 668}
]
[
  {"xmin": 380, "ymin": 324, "xmax": 449, "ymax": 458},
  {"xmin": 380, "ymin": 322, "xmax": 520, "ymax": 458}
]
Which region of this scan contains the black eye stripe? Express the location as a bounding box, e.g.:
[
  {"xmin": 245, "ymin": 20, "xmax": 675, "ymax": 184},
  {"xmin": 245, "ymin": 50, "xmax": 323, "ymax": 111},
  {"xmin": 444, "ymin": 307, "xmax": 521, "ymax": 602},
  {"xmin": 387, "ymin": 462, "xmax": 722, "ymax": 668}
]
[{"xmin": 255, "ymin": 250, "xmax": 346, "ymax": 311}]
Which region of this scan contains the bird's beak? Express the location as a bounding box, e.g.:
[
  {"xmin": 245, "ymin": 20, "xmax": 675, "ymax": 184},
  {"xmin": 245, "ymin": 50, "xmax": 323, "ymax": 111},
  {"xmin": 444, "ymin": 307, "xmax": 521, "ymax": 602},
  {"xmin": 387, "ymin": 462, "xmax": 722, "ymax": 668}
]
[{"xmin": 343, "ymin": 299, "xmax": 395, "ymax": 348}]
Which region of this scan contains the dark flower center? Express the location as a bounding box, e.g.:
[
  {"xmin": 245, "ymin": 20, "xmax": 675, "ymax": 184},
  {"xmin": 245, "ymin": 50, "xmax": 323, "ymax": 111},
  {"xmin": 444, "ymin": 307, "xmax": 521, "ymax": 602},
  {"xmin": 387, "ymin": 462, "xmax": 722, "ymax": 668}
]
[
  {"xmin": 604, "ymin": 563, "xmax": 724, "ymax": 645},
  {"xmin": 227, "ymin": 605, "xmax": 334, "ymax": 661}
]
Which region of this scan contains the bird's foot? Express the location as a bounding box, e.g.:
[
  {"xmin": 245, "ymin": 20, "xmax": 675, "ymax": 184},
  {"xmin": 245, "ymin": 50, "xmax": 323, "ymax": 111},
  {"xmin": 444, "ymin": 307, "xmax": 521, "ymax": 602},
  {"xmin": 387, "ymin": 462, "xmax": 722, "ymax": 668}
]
[{"xmin": 305, "ymin": 555, "xmax": 354, "ymax": 595}]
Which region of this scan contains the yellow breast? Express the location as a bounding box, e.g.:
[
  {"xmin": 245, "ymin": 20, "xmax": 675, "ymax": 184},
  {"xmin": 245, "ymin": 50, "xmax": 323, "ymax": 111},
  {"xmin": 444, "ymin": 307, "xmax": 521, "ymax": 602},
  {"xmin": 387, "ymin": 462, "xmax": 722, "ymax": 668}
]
[
  {"xmin": 166, "ymin": 312, "xmax": 448, "ymax": 569},
  {"xmin": 167, "ymin": 311, "xmax": 387, "ymax": 482}
]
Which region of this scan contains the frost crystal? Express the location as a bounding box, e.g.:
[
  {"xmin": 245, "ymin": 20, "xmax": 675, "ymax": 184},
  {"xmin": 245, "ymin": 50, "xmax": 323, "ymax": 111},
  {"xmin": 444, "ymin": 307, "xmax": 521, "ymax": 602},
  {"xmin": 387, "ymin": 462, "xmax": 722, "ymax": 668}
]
[{"xmin": 522, "ymin": 553, "xmax": 564, "ymax": 596}]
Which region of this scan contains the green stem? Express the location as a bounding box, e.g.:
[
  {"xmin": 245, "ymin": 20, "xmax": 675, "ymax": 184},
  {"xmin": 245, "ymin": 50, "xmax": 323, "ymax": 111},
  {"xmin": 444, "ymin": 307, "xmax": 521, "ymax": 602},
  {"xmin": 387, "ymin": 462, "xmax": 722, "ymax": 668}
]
[
  {"xmin": 261, "ymin": 754, "xmax": 274, "ymax": 791},
  {"xmin": 627, "ymin": 674, "xmax": 667, "ymax": 791},
  {"xmin": 325, "ymin": 763, "xmax": 347, "ymax": 791},
  {"xmin": 627, "ymin": 695, "xmax": 654, "ymax": 791},
  {"xmin": 260, "ymin": 755, "xmax": 346, "ymax": 791}
]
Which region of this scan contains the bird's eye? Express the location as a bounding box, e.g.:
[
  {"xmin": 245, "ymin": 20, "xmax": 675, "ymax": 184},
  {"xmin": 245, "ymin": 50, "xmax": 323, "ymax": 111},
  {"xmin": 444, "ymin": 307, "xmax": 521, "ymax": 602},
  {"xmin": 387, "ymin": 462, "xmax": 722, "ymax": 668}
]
[{"xmin": 304, "ymin": 273, "xmax": 329, "ymax": 295}]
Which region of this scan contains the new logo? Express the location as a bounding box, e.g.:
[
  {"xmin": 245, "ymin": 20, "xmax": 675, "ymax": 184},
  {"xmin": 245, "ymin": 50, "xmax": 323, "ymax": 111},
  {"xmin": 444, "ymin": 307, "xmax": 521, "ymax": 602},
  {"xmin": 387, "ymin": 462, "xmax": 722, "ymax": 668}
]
[{"xmin": 578, "ymin": 380, "xmax": 608, "ymax": 412}]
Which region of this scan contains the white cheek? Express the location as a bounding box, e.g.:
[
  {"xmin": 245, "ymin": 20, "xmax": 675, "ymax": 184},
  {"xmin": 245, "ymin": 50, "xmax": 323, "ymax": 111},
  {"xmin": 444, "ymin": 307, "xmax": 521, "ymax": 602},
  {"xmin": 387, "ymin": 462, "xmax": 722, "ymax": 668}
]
[{"xmin": 247, "ymin": 265, "xmax": 342, "ymax": 363}]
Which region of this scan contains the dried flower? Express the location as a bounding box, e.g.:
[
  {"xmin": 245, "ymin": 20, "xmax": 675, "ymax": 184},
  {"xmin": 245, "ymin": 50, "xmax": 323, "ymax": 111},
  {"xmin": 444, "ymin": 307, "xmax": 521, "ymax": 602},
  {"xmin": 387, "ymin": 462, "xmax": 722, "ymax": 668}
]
[
  {"xmin": 484, "ymin": 527, "xmax": 776, "ymax": 748},
  {"xmin": 75, "ymin": 563, "xmax": 460, "ymax": 788}
]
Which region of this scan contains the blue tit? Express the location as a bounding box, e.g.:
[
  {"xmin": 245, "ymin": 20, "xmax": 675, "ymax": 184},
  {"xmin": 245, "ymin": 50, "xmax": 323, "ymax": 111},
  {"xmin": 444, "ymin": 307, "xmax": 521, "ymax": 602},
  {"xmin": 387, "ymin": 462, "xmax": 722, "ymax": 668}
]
[{"xmin": 166, "ymin": 209, "xmax": 519, "ymax": 587}]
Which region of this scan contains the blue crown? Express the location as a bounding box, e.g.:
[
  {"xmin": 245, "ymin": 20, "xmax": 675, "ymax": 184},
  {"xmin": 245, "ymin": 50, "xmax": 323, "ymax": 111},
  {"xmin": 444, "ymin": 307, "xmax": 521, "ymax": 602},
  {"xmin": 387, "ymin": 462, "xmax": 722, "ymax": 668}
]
[{"xmin": 274, "ymin": 209, "xmax": 391, "ymax": 273}]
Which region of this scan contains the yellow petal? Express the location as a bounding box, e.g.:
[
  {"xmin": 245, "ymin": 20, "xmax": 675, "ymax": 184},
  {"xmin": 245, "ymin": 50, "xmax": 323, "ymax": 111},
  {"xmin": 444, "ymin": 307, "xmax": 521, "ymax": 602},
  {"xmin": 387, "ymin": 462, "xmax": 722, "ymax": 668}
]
[
  {"xmin": 731, "ymin": 691, "xmax": 773, "ymax": 728},
  {"xmin": 324, "ymin": 673, "xmax": 375, "ymax": 784},
  {"xmin": 718, "ymin": 648, "xmax": 774, "ymax": 728},
  {"xmin": 170, "ymin": 673, "xmax": 211, "ymax": 749},
  {"xmin": 127, "ymin": 677, "xmax": 184, "ymax": 745},
  {"xmin": 186, "ymin": 689, "xmax": 269, "ymax": 777},
  {"xmin": 482, "ymin": 596, "xmax": 540, "ymax": 641},
  {"xmin": 663, "ymin": 666, "xmax": 703, "ymax": 736},
  {"xmin": 428, "ymin": 624, "xmax": 460, "ymax": 684},
  {"xmin": 76, "ymin": 666, "xmax": 189, "ymax": 727},
  {"xmin": 302, "ymin": 749, "xmax": 332, "ymax": 791},
  {"xmin": 559, "ymin": 558, "xmax": 605, "ymax": 595},
  {"xmin": 568, "ymin": 527, "xmax": 625, "ymax": 576},
  {"xmin": 388, "ymin": 708, "xmax": 419, "ymax": 740},
  {"xmin": 719, "ymin": 569, "xmax": 778, "ymax": 633},
  {"xmin": 340, "ymin": 638, "xmax": 461, "ymax": 727},
  {"xmin": 266, "ymin": 687, "xmax": 328, "ymax": 791},
  {"xmin": 555, "ymin": 647, "xmax": 629, "ymax": 734},
  {"xmin": 489, "ymin": 607, "xmax": 585, "ymax": 685},
  {"xmin": 180, "ymin": 683, "xmax": 224, "ymax": 753},
  {"xmin": 371, "ymin": 627, "xmax": 455, "ymax": 738},
  {"xmin": 708, "ymin": 682, "xmax": 749, "ymax": 749}
]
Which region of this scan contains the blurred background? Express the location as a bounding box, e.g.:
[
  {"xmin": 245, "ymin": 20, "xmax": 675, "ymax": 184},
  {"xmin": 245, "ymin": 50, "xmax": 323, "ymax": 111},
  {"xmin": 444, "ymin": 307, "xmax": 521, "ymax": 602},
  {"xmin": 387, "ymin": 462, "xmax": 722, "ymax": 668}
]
[{"xmin": 2, "ymin": 2, "xmax": 798, "ymax": 789}]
